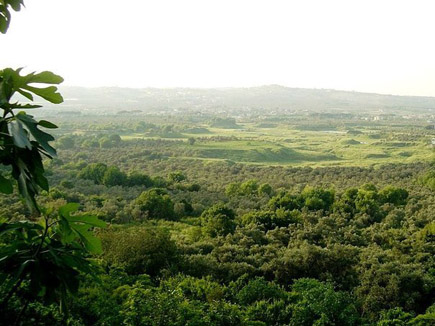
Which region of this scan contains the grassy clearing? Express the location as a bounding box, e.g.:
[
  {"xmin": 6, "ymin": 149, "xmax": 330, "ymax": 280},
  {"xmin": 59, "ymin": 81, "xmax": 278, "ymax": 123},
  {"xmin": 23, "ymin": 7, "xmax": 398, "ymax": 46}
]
[{"xmin": 120, "ymin": 121, "xmax": 434, "ymax": 167}]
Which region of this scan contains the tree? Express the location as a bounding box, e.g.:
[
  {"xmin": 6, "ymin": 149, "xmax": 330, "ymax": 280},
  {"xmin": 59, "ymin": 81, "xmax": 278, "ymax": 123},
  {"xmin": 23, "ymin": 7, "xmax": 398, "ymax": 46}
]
[
  {"xmin": 289, "ymin": 278, "xmax": 359, "ymax": 326},
  {"xmin": 236, "ymin": 277, "xmax": 285, "ymax": 305},
  {"xmin": 78, "ymin": 163, "xmax": 108, "ymax": 184},
  {"xmin": 379, "ymin": 186, "xmax": 408, "ymax": 206},
  {"xmin": 168, "ymin": 171, "xmax": 186, "ymax": 183},
  {"xmin": 108, "ymin": 134, "xmax": 122, "ymax": 143},
  {"xmin": 127, "ymin": 172, "xmax": 153, "ymax": 187},
  {"xmin": 102, "ymin": 166, "xmax": 127, "ymax": 187},
  {"xmin": 100, "ymin": 227, "xmax": 177, "ymax": 275},
  {"xmin": 355, "ymin": 184, "xmax": 381, "ymax": 219},
  {"xmin": 268, "ymin": 191, "xmax": 304, "ymax": 211},
  {"xmin": 241, "ymin": 209, "xmax": 299, "ymax": 229},
  {"xmin": 419, "ymin": 165, "xmax": 435, "ymax": 190},
  {"xmin": 226, "ymin": 182, "xmax": 241, "ymax": 197},
  {"xmin": 356, "ymin": 246, "xmax": 432, "ymax": 320},
  {"xmin": 301, "ymin": 187, "xmax": 335, "ymax": 211},
  {"xmin": 99, "ymin": 137, "xmax": 114, "ymax": 148},
  {"xmin": 376, "ymin": 308, "xmax": 414, "ymax": 326},
  {"xmin": 188, "ymin": 137, "xmax": 196, "ymax": 145},
  {"xmin": 258, "ymin": 183, "xmax": 273, "ymax": 196},
  {"xmin": 57, "ymin": 135, "xmax": 75, "ymax": 149},
  {"xmin": 201, "ymin": 203, "xmax": 236, "ymax": 237},
  {"xmin": 135, "ymin": 189, "xmax": 176, "ymax": 220},
  {"xmin": 240, "ymin": 179, "xmax": 259, "ymax": 196}
]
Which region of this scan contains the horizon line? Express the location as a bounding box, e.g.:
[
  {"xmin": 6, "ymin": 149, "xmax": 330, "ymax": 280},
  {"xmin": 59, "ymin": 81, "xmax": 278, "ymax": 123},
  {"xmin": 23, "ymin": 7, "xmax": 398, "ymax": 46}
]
[{"xmin": 59, "ymin": 84, "xmax": 435, "ymax": 99}]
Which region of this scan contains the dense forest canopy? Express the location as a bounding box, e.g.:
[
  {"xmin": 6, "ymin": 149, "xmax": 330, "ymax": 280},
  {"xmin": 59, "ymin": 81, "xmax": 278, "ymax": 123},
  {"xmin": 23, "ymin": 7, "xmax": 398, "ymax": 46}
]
[
  {"xmin": 1, "ymin": 1, "xmax": 435, "ymax": 326},
  {"xmin": 1, "ymin": 108, "xmax": 434, "ymax": 325}
]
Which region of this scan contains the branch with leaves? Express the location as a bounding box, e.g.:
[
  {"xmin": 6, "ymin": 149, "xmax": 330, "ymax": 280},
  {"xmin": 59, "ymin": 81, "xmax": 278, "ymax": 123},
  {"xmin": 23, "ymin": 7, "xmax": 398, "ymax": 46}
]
[
  {"xmin": 0, "ymin": 2, "xmax": 107, "ymax": 322},
  {"xmin": 0, "ymin": 68, "xmax": 107, "ymax": 320},
  {"xmin": 0, "ymin": 68, "xmax": 64, "ymax": 211},
  {"xmin": 0, "ymin": 0, "xmax": 24, "ymax": 34},
  {"xmin": 0, "ymin": 204, "xmax": 106, "ymax": 310},
  {"xmin": 0, "ymin": 67, "xmax": 108, "ymax": 319}
]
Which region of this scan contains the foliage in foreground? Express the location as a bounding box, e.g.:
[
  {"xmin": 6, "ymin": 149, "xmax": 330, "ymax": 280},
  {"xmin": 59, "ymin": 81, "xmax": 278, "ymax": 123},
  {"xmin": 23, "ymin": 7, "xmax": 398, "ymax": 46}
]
[{"xmin": 1, "ymin": 50, "xmax": 105, "ymax": 325}]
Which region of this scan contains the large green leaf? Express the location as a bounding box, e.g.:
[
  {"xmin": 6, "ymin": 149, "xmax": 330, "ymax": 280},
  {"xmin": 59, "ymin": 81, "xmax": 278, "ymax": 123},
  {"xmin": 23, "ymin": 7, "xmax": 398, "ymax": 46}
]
[
  {"xmin": 7, "ymin": 0, "xmax": 24, "ymax": 11},
  {"xmin": 0, "ymin": 1, "xmax": 24, "ymax": 33},
  {"xmin": 16, "ymin": 88, "xmax": 34, "ymax": 101},
  {"xmin": 15, "ymin": 69, "xmax": 64, "ymax": 104},
  {"xmin": 67, "ymin": 215, "xmax": 107, "ymax": 228},
  {"xmin": 16, "ymin": 162, "xmax": 37, "ymax": 210},
  {"xmin": 58, "ymin": 203, "xmax": 107, "ymax": 228},
  {"xmin": 73, "ymin": 224, "xmax": 103, "ymax": 254},
  {"xmin": 0, "ymin": 4, "xmax": 12, "ymax": 34},
  {"xmin": 58, "ymin": 220, "xmax": 75, "ymax": 244},
  {"xmin": 58, "ymin": 203, "xmax": 80, "ymax": 217},
  {"xmin": 9, "ymin": 119, "xmax": 31, "ymax": 149},
  {"xmin": 5, "ymin": 102, "xmax": 42, "ymax": 109},
  {"xmin": 0, "ymin": 220, "xmax": 43, "ymax": 235},
  {"xmin": 32, "ymin": 162, "xmax": 49, "ymax": 191},
  {"xmin": 24, "ymin": 71, "xmax": 64, "ymax": 85},
  {"xmin": 12, "ymin": 154, "xmax": 43, "ymax": 211},
  {"xmin": 38, "ymin": 120, "xmax": 58, "ymax": 129},
  {"xmin": 21, "ymin": 85, "xmax": 63, "ymax": 104},
  {"xmin": 1, "ymin": 68, "xmax": 64, "ymax": 104},
  {"xmin": 16, "ymin": 112, "xmax": 56, "ymax": 157},
  {"xmin": 57, "ymin": 203, "xmax": 106, "ymax": 254}
]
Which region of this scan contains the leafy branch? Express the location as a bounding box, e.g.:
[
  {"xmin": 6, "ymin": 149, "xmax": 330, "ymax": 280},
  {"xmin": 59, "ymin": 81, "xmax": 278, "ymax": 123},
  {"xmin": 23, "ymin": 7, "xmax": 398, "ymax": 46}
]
[
  {"xmin": 0, "ymin": 68, "xmax": 64, "ymax": 211},
  {"xmin": 0, "ymin": 3, "xmax": 107, "ymax": 322},
  {"xmin": 0, "ymin": 204, "xmax": 106, "ymax": 310},
  {"xmin": 0, "ymin": 0, "xmax": 25, "ymax": 34},
  {"xmin": 0, "ymin": 68, "xmax": 108, "ymax": 318}
]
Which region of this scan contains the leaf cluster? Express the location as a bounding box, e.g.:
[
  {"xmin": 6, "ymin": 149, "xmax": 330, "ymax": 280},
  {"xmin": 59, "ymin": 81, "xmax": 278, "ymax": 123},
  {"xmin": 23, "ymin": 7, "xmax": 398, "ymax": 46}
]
[
  {"xmin": 0, "ymin": 68, "xmax": 63, "ymax": 211},
  {"xmin": 0, "ymin": 204, "xmax": 106, "ymax": 309},
  {"xmin": 0, "ymin": 0, "xmax": 24, "ymax": 33}
]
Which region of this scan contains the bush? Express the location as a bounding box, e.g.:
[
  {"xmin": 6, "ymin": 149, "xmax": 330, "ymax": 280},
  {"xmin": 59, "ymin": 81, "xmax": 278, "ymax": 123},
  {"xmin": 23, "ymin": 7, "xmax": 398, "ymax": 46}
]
[
  {"xmin": 100, "ymin": 227, "xmax": 178, "ymax": 275},
  {"xmin": 290, "ymin": 278, "xmax": 359, "ymax": 326},
  {"xmin": 78, "ymin": 163, "xmax": 108, "ymax": 184},
  {"xmin": 201, "ymin": 203, "xmax": 236, "ymax": 237},
  {"xmin": 135, "ymin": 189, "xmax": 176, "ymax": 220},
  {"xmin": 379, "ymin": 186, "xmax": 408, "ymax": 205},
  {"xmin": 102, "ymin": 166, "xmax": 127, "ymax": 187}
]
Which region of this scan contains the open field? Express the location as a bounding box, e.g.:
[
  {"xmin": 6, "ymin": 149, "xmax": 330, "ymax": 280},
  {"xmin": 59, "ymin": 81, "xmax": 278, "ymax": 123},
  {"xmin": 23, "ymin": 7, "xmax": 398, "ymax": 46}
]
[{"xmin": 117, "ymin": 120, "xmax": 434, "ymax": 167}]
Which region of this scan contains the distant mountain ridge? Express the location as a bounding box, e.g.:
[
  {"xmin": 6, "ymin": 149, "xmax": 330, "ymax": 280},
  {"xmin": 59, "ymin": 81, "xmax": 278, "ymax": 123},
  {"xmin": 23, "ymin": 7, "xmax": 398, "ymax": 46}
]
[{"xmin": 52, "ymin": 85, "xmax": 435, "ymax": 114}]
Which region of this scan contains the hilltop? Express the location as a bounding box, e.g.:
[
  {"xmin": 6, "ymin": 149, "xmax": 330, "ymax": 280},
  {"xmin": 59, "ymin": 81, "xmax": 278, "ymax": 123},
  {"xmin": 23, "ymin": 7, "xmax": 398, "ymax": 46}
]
[{"xmin": 51, "ymin": 85, "xmax": 435, "ymax": 115}]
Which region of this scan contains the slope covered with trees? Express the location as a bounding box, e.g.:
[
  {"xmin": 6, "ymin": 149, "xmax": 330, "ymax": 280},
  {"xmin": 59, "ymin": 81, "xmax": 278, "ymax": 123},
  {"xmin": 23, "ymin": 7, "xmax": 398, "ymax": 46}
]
[{"xmin": 1, "ymin": 143, "xmax": 434, "ymax": 325}]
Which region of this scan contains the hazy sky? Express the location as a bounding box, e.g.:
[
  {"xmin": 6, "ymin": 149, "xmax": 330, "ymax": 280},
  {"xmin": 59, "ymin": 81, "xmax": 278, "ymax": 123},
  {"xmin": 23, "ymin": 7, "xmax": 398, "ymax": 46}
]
[{"xmin": 2, "ymin": 0, "xmax": 435, "ymax": 96}]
